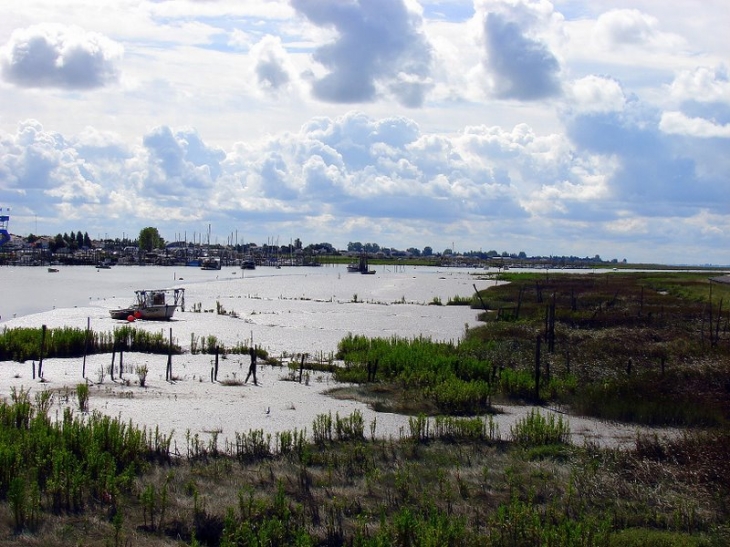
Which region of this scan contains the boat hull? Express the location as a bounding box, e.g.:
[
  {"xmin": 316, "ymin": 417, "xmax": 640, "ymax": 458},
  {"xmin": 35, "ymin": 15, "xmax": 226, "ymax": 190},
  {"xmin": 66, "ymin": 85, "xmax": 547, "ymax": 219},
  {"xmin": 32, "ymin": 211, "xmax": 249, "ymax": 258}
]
[{"xmin": 109, "ymin": 306, "xmax": 177, "ymax": 320}]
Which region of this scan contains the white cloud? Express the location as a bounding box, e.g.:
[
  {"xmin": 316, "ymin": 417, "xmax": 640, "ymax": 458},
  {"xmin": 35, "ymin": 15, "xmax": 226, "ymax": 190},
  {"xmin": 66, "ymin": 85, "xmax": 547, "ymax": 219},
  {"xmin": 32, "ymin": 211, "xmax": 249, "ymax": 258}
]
[
  {"xmin": 593, "ymin": 9, "xmax": 684, "ymax": 51},
  {"xmin": 0, "ymin": 23, "xmax": 123, "ymax": 89},
  {"xmin": 249, "ymin": 35, "xmax": 294, "ymax": 94},
  {"xmin": 291, "ymin": 0, "xmax": 433, "ymax": 107},
  {"xmin": 659, "ymin": 111, "xmax": 730, "ymax": 139},
  {"xmin": 474, "ymin": 0, "xmax": 563, "ymax": 101},
  {"xmin": 668, "ymin": 65, "xmax": 730, "ymax": 104},
  {"xmin": 568, "ymin": 75, "xmax": 625, "ymax": 114},
  {"xmin": 0, "ymin": 1, "xmax": 729, "ymax": 263}
]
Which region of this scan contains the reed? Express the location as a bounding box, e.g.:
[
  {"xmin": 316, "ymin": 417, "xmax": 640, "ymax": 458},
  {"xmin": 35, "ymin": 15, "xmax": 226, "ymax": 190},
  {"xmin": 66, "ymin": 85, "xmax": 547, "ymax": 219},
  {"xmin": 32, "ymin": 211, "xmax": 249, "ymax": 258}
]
[{"xmin": 0, "ymin": 325, "xmax": 182, "ymax": 362}]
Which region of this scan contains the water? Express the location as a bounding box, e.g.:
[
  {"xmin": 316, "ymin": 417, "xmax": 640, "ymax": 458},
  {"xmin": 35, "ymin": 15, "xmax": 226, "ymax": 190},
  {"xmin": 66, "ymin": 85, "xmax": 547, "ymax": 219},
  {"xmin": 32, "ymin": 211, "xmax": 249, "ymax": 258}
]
[{"xmin": 0, "ymin": 264, "xmax": 491, "ymax": 356}]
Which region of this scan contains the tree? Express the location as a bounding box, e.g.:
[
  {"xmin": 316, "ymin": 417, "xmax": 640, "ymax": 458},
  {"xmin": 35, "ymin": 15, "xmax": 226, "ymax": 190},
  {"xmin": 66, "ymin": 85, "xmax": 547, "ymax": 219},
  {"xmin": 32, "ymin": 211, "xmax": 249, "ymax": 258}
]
[
  {"xmin": 138, "ymin": 227, "xmax": 164, "ymax": 252},
  {"xmin": 422, "ymin": 246, "xmax": 433, "ymax": 257},
  {"xmin": 50, "ymin": 234, "xmax": 65, "ymax": 253}
]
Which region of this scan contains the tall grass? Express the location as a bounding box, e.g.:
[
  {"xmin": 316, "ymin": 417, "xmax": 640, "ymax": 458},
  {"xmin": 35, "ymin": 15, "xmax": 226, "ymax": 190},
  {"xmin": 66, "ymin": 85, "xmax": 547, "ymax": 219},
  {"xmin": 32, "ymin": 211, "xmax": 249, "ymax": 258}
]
[
  {"xmin": 0, "ymin": 411, "xmax": 167, "ymax": 531},
  {"xmin": 336, "ymin": 334, "xmax": 499, "ymax": 414},
  {"xmin": 0, "ymin": 393, "xmax": 726, "ymax": 544},
  {"xmin": 0, "ymin": 325, "xmax": 182, "ymax": 362}
]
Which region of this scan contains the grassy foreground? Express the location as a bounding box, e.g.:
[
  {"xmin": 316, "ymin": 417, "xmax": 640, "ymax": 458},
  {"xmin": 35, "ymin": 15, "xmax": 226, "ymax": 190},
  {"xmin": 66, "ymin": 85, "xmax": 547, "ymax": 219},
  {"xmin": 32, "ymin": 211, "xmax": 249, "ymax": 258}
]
[{"xmin": 1, "ymin": 270, "xmax": 729, "ymax": 545}]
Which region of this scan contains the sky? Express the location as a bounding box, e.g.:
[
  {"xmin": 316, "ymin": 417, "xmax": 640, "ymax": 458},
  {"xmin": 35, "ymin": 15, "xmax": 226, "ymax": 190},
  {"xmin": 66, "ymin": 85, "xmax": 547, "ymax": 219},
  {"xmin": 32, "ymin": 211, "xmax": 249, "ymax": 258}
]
[{"xmin": 0, "ymin": 1, "xmax": 728, "ymax": 265}]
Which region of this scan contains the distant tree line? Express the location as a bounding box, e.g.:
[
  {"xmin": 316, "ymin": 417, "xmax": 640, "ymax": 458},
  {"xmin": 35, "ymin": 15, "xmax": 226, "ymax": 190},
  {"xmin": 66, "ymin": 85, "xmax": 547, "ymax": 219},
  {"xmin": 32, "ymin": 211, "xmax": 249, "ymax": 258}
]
[
  {"xmin": 15, "ymin": 227, "xmax": 621, "ymax": 264},
  {"xmin": 25, "ymin": 231, "xmax": 94, "ymax": 253}
]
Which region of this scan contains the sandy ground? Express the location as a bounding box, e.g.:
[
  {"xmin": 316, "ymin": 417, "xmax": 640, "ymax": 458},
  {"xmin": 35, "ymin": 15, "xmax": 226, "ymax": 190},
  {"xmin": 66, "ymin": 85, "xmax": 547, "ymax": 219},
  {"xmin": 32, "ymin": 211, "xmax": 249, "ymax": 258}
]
[{"xmin": 1, "ymin": 350, "xmax": 652, "ymax": 451}]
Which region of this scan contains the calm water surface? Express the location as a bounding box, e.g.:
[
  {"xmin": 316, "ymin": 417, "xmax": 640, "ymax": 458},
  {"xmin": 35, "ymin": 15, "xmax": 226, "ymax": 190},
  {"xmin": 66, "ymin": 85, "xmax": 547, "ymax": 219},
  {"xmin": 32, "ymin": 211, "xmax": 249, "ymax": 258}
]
[{"xmin": 0, "ymin": 264, "xmax": 493, "ymax": 355}]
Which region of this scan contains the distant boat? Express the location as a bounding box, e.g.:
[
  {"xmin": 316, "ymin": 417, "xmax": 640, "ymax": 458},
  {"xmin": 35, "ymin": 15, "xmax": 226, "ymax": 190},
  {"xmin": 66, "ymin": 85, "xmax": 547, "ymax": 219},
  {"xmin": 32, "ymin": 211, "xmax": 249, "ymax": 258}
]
[
  {"xmin": 96, "ymin": 263, "xmax": 112, "ymax": 269},
  {"xmin": 109, "ymin": 288, "xmax": 185, "ymax": 320},
  {"xmin": 347, "ymin": 254, "xmax": 375, "ymax": 274},
  {"xmin": 200, "ymin": 257, "xmax": 221, "ymax": 270},
  {"xmin": 241, "ymin": 258, "xmax": 256, "ymax": 270},
  {"xmin": 48, "ymin": 267, "xmax": 59, "ymax": 273}
]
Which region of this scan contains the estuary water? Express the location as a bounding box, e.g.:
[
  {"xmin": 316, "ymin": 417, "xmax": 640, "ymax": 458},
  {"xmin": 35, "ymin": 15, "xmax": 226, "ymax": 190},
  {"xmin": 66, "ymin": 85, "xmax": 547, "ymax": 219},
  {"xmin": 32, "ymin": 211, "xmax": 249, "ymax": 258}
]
[
  {"xmin": 0, "ymin": 264, "xmax": 491, "ymax": 356},
  {"xmin": 0, "ymin": 264, "xmax": 674, "ymax": 447}
]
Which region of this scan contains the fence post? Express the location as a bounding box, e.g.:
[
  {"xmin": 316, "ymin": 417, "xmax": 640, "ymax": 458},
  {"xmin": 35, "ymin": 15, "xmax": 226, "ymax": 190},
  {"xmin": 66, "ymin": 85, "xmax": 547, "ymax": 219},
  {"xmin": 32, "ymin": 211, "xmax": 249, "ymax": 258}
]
[
  {"xmin": 82, "ymin": 317, "xmax": 90, "ymax": 378},
  {"xmin": 38, "ymin": 325, "xmax": 46, "ymax": 379}
]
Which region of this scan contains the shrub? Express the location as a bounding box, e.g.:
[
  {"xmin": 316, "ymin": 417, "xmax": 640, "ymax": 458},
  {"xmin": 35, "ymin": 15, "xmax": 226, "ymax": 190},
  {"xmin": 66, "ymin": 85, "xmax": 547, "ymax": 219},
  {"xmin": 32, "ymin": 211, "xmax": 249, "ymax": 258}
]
[
  {"xmin": 510, "ymin": 409, "xmax": 570, "ymax": 447},
  {"xmin": 136, "ymin": 365, "xmax": 149, "ymax": 387},
  {"xmin": 76, "ymin": 383, "xmax": 90, "ymax": 412}
]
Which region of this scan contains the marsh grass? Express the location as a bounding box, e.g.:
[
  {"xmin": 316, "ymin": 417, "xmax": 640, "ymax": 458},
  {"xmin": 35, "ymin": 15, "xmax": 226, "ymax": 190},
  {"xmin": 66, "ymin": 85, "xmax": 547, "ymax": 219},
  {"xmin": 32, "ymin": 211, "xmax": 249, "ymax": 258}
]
[
  {"xmin": 0, "ymin": 394, "xmax": 727, "ymax": 545},
  {"xmin": 0, "ymin": 325, "xmax": 182, "ymax": 362},
  {"xmin": 2, "ymin": 271, "xmax": 729, "ymax": 544}
]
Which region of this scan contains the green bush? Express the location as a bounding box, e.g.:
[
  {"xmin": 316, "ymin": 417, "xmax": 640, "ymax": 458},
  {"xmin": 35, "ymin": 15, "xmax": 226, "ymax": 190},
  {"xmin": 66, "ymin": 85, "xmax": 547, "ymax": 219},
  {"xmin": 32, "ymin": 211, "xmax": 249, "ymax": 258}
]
[{"xmin": 510, "ymin": 409, "xmax": 570, "ymax": 447}]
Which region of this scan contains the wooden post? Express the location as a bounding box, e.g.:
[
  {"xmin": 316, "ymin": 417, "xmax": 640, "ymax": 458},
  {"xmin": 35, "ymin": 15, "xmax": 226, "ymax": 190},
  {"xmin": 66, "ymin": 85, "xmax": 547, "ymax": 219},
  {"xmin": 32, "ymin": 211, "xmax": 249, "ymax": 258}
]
[
  {"xmin": 299, "ymin": 354, "xmax": 305, "ymax": 383},
  {"xmin": 38, "ymin": 325, "xmax": 46, "ymax": 379},
  {"xmin": 166, "ymin": 328, "xmax": 173, "ymax": 381},
  {"xmin": 82, "ymin": 317, "xmax": 90, "ymax": 378},
  {"xmin": 214, "ymin": 346, "xmax": 219, "ymax": 382},
  {"xmin": 473, "ymin": 284, "xmax": 488, "ymax": 312}
]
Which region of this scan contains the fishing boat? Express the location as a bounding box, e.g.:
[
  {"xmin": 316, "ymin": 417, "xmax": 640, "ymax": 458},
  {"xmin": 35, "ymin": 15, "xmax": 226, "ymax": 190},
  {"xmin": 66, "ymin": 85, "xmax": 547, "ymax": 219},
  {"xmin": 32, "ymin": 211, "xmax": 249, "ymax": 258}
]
[
  {"xmin": 241, "ymin": 257, "xmax": 256, "ymax": 270},
  {"xmin": 109, "ymin": 288, "xmax": 185, "ymax": 320}
]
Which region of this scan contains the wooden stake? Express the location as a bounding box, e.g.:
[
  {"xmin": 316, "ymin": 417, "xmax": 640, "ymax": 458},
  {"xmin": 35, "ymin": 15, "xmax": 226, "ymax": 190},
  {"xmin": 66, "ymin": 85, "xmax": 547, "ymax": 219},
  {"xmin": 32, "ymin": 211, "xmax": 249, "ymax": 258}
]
[
  {"xmin": 82, "ymin": 317, "xmax": 90, "ymax": 379},
  {"xmin": 38, "ymin": 325, "xmax": 46, "ymax": 379}
]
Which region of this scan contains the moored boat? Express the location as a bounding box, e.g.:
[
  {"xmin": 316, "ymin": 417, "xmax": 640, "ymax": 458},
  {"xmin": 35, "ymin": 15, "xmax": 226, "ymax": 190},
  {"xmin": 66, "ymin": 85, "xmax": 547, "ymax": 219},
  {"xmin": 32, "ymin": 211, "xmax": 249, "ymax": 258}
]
[
  {"xmin": 347, "ymin": 254, "xmax": 375, "ymax": 274},
  {"xmin": 109, "ymin": 288, "xmax": 185, "ymax": 320},
  {"xmin": 200, "ymin": 257, "xmax": 221, "ymax": 270}
]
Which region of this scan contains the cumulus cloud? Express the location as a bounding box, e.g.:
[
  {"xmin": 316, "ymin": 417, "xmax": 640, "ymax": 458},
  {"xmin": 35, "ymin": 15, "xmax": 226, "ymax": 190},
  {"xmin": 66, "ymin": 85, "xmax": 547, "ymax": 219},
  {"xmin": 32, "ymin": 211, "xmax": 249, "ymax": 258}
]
[
  {"xmin": 667, "ymin": 65, "xmax": 730, "ymax": 108},
  {"xmin": 291, "ymin": 0, "xmax": 433, "ymax": 107},
  {"xmin": 593, "ymin": 9, "xmax": 683, "ymax": 51},
  {"xmin": 250, "ymin": 35, "xmax": 292, "ymax": 93},
  {"xmin": 142, "ymin": 126, "xmax": 226, "ymax": 194},
  {"xmin": 2, "ymin": 106, "xmax": 728, "ymax": 260},
  {"xmin": 479, "ymin": 5, "xmax": 561, "ymax": 100},
  {"xmin": 566, "ymin": 99, "xmax": 729, "ymax": 217},
  {"xmin": 568, "ymin": 75, "xmax": 626, "ymax": 114},
  {"xmin": 0, "ymin": 24, "xmax": 123, "ymax": 89},
  {"xmin": 659, "ymin": 112, "xmax": 730, "ymax": 139}
]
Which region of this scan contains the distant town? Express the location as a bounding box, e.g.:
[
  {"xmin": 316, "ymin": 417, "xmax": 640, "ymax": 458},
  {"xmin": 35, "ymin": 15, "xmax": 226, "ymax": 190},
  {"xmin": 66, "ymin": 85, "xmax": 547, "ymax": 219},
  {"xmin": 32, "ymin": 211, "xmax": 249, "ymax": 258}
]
[{"xmin": 0, "ymin": 225, "xmax": 626, "ymax": 270}]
